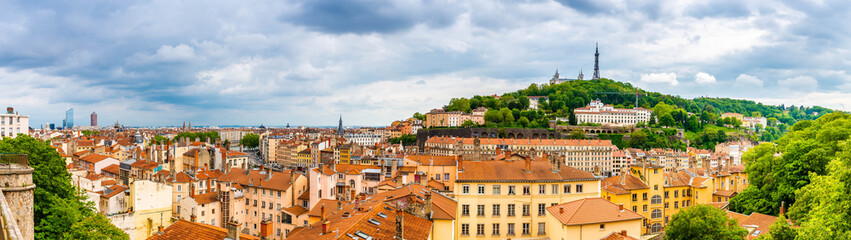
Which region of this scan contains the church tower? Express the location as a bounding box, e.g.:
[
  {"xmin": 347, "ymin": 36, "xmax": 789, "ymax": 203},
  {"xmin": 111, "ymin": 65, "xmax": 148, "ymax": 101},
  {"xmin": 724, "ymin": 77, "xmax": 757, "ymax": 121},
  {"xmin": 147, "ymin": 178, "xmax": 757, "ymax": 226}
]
[
  {"xmin": 337, "ymin": 115, "xmax": 344, "ymax": 135},
  {"xmin": 578, "ymin": 69, "xmax": 584, "ymax": 80},
  {"xmin": 592, "ymin": 43, "xmax": 601, "ymax": 80}
]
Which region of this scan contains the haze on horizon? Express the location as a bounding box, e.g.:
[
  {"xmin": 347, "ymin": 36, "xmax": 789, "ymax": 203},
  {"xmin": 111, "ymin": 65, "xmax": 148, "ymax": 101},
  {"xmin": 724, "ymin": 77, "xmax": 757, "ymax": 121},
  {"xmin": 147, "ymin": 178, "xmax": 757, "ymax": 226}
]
[{"xmin": 2, "ymin": 0, "xmax": 851, "ymax": 127}]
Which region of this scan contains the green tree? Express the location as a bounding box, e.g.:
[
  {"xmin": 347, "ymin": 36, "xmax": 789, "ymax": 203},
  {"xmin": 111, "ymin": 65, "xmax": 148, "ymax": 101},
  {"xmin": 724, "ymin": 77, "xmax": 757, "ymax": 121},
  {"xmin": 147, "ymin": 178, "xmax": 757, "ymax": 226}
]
[
  {"xmin": 517, "ymin": 117, "xmax": 530, "ymax": 127},
  {"xmin": 446, "ymin": 98, "xmax": 472, "ymax": 112},
  {"xmin": 240, "ymin": 133, "xmax": 260, "ymax": 149},
  {"xmin": 460, "ymin": 120, "xmax": 476, "ymax": 128},
  {"xmin": 0, "ymin": 135, "xmax": 125, "ymax": 239},
  {"xmin": 412, "ymin": 112, "xmax": 426, "ymax": 121},
  {"xmin": 499, "ymin": 108, "xmax": 515, "ymax": 125},
  {"xmin": 665, "ymin": 204, "xmax": 748, "ymax": 240},
  {"xmin": 659, "ymin": 113, "xmax": 676, "ymax": 127},
  {"xmin": 65, "ymin": 215, "xmax": 129, "ymax": 240},
  {"xmin": 484, "ymin": 109, "xmax": 502, "ymax": 123}
]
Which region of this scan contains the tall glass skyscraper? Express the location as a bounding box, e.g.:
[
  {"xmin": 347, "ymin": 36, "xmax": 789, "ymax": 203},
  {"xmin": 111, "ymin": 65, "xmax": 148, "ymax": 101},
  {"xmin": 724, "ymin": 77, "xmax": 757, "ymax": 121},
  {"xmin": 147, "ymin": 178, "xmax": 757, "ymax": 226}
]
[{"xmin": 65, "ymin": 108, "xmax": 74, "ymax": 129}]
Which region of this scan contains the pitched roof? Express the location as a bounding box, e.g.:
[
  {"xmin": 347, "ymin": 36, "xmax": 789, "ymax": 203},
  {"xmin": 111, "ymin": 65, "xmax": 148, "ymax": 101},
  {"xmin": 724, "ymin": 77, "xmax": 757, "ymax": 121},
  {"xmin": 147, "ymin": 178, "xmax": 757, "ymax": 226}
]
[
  {"xmin": 601, "ymin": 231, "xmax": 639, "ymax": 240},
  {"xmin": 547, "ymin": 198, "xmax": 644, "ymax": 225},
  {"xmin": 79, "ymin": 154, "xmax": 113, "ymax": 164},
  {"xmin": 602, "ymin": 174, "xmax": 649, "ymax": 195},
  {"xmin": 334, "ymin": 164, "xmax": 381, "ymax": 175},
  {"xmin": 288, "ymin": 203, "xmax": 432, "ymax": 240},
  {"xmin": 283, "ymin": 205, "xmax": 309, "ymax": 216},
  {"xmin": 430, "ymin": 192, "xmax": 457, "ymax": 220},
  {"xmin": 101, "ymin": 185, "xmax": 128, "ymax": 199},
  {"xmin": 192, "ymin": 192, "xmax": 219, "ymax": 205},
  {"xmin": 102, "ymin": 164, "xmax": 120, "ymax": 175},
  {"xmin": 147, "ymin": 219, "xmax": 259, "ymax": 240},
  {"xmin": 457, "ymin": 159, "xmax": 596, "ymax": 182}
]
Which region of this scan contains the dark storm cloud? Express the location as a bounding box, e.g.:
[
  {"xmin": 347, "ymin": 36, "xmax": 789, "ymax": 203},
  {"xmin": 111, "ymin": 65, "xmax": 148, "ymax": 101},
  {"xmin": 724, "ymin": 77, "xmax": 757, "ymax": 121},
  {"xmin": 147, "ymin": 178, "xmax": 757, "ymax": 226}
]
[{"xmin": 281, "ymin": 0, "xmax": 461, "ymax": 34}]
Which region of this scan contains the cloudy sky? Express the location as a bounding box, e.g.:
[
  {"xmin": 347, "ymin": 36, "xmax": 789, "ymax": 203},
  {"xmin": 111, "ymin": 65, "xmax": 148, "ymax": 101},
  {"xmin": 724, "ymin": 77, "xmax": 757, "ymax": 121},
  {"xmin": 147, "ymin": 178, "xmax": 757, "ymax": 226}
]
[{"xmin": 3, "ymin": 0, "xmax": 851, "ymax": 127}]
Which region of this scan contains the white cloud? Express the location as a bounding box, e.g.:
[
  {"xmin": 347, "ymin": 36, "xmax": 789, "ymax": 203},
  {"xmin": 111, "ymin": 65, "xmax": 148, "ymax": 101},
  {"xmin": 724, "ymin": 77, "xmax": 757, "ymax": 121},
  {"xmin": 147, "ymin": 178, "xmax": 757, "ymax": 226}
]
[
  {"xmin": 778, "ymin": 75, "xmax": 818, "ymax": 91},
  {"xmin": 154, "ymin": 44, "xmax": 195, "ymax": 61},
  {"xmin": 640, "ymin": 72, "xmax": 679, "ymax": 86},
  {"xmin": 695, "ymin": 72, "xmax": 716, "ymax": 84},
  {"xmin": 735, "ymin": 74, "xmax": 763, "ymax": 87}
]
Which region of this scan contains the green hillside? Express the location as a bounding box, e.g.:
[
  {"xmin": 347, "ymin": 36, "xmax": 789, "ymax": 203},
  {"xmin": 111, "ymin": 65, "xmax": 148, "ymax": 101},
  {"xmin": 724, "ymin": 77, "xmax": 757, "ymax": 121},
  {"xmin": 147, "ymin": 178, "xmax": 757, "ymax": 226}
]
[{"xmin": 417, "ymin": 78, "xmax": 834, "ymax": 150}]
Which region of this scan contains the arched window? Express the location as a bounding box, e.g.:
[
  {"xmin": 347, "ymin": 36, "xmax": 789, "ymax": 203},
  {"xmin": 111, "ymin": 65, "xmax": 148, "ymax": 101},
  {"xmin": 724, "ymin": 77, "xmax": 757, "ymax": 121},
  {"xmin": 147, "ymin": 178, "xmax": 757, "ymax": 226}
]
[
  {"xmin": 651, "ymin": 209, "xmax": 662, "ymax": 219},
  {"xmin": 349, "ymin": 180, "xmax": 355, "ymax": 186},
  {"xmin": 651, "ymin": 223, "xmax": 663, "ymax": 233},
  {"xmin": 651, "ymin": 195, "xmax": 662, "ymax": 204}
]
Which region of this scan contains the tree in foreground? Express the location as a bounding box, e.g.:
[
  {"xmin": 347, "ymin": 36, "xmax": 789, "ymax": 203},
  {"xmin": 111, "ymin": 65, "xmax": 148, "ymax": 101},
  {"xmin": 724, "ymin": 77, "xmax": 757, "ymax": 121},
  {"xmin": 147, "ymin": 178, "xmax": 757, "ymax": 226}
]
[
  {"xmin": 665, "ymin": 204, "xmax": 747, "ymax": 240},
  {"xmin": 240, "ymin": 133, "xmax": 260, "ymax": 149},
  {"xmin": 0, "ymin": 135, "xmax": 127, "ymax": 239},
  {"xmin": 65, "ymin": 215, "xmax": 129, "ymax": 240}
]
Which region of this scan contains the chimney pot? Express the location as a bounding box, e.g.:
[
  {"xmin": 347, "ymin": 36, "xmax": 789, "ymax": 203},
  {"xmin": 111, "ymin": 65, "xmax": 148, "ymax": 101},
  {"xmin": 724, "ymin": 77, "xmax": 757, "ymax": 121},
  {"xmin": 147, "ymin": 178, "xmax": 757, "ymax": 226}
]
[
  {"xmin": 559, "ymin": 207, "xmax": 564, "ymax": 214},
  {"xmin": 618, "ymin": 204, "xmax": 624, "ymax": 211},
  {"xmin": 157, "ymin": 225, "xmax": 164, "ymax": 234}
]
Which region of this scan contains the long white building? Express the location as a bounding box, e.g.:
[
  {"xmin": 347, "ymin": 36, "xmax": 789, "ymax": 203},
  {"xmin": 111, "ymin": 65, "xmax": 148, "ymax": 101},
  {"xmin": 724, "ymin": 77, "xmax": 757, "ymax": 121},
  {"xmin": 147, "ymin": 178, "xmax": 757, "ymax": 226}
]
[
  {"xmin": 1, "ymin": 107, "xmax": 29, "ymax": 138},
  {"xmin": 574, "ymin": 99, "xmax": 651, "ymax": 126},
  {"xmin": 344, "ymin": 133, "xmax": 382, "ymax": 146}
]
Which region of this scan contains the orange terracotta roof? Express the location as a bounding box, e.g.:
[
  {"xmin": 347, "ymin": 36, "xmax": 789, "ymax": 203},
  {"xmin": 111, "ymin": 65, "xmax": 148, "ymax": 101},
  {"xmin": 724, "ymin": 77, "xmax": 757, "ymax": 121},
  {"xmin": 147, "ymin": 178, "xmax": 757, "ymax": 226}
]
[
  {"xmin": 430, "ymin": 192, "xmax": 457, "ymax": 220},
  {"xmin": 102, "ymin": 164, "xmax": 120, "ymax": 175},
  {"xmin": 601, "ymin": 231, "xmax": 639, "ymax": 240},
  {"xmin": 170, "ymin": 172, "xmax": 193, "ymax": 183},
  {"xmin": 312, "ymin": 165, "xmax": 336, "ymax": 176},
  {"xmin": 547, "ymin": 198, "xmax": 644, "ymax": 226},
  {"xmin": 457, "ymin": 159, "xmax": 596, "ymax": 182},
  {"xmin": 283, "ymin": 205, "xmax": 309, "ymax": 216},
  {"xmin": 80, "ymin": 154, "xmax": 112, "ymax": 164},
  {"xmin": 307, "ymin": 199, "xmax": 343, "ymax": 217},
  {"xmin": 130, "ymin": 160, "xmax": 158, "ymax": 170},
  {"xmin": 101, "ymin": 185, "xmax": 128, "ymax": 199},
  {"xmin": 713, "ymin": 190, "xmax": 736, "ymax": 197},
  {"xmin": 288, "ymin": 202, "xmax": 431, "ymax": 240},
  {"xmin": 601, "ymin": 174, "xmax": 648, "ymax": 195},
  {"xmin": 147, "ymin": 219, "xmax": 259, "ymax": 240},
  {"xmin": 192, "ymin": 192, "xmax": 219, "ymax": 205},
  {"xmin": 405, "ymin": 154, "xmax": 457, "ymax": 166}
]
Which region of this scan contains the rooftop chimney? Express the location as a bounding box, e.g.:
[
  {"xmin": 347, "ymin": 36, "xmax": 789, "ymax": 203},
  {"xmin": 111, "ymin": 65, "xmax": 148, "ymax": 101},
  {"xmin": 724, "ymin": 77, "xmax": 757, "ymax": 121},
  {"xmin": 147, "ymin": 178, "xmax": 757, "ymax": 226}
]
[
  {"xmin": 395, "ymin": 208, "xmax": 404, "ymax": 240},
  {"xmin": 618, "ymin": 204, "xmax": 624, "ymax": 212},
  {"xmin": 5, "ymin": 107, "xmax": 12, "ymax": 114},
  {"xmin": 321, "ymin": 204, "xmax": 326, "ymax": 221},
  {"xmin": 322, "ymin": 220, "xmax": 330, "ymax": 235},
  {"xmin": 524, "ymin": 156, "xmax": 531, "ymax": 173},
  {"xmin": 157, "ymin": 225, "xmax": 164, "ymax": 235},
  {"xmin": 559, "ymin": 207, "xmax": 564, "ymax": 214},
  {"xmin": 424, "ymin": 191, "xmax": 433, "ymax": 219},
  {"xmin": 779, "ymin": 201, "xmax": 786, "ymax": 217},
  {"xmin": 190, "ymin": 214, "xmax": 197, "ymax": 222},
  {"xmin": 226, "ymin": 220, "xmax": 241, "ymax": 240}
]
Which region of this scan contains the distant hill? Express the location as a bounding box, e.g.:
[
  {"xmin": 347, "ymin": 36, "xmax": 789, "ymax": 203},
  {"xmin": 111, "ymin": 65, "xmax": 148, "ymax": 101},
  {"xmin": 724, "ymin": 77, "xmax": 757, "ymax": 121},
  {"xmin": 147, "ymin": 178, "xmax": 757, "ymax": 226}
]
[{"xmin": 416, "ymin": 78, "xmax": 834, "ymax": 149}]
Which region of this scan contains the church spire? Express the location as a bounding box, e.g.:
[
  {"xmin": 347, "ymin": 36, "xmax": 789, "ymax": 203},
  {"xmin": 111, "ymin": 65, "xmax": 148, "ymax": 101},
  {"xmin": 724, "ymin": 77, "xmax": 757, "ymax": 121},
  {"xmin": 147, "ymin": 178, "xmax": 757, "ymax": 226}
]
[
  {"xmin": 337, "ymin": 115, "xmax": 344, "ymax": 135},
  {"xmin": 592, "ymin": 43, "xmax": 600, "ymax": 80}
]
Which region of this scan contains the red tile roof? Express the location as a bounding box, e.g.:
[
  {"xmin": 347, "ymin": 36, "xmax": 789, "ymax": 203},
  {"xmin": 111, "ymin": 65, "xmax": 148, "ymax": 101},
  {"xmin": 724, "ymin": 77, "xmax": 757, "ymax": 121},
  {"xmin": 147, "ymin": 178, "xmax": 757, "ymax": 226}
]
[
  {"xmin": 147, "ymin": 219, "xmax": 259, "ymax": 240},
  {"xmin": 192, "ymin": 192, "xmax": 219, "ymax": 205},
  {"xmin": 79, "ymin": 154, "xmax": 113, "ymax": 164},
  {"xmin": 547, "ymin": 198, "xmax": 644, "ymax": 226},
  {"xmin": 102, "ymin": 164, "xmax": 120, "ymax": 175},
  {"xmin": 217, "ymin": 168, "xmax": 297, "ymax": 191},
  {"xmin": 457, "ymin": 159, "xmax": 596, "ymax": 182}
]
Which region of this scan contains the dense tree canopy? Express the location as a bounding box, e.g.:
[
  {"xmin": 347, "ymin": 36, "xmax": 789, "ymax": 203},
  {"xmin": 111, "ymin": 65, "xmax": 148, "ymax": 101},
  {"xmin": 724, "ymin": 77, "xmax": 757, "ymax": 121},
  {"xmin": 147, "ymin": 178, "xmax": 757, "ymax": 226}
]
[
  {"xmin": 0, "ymin": 135, "xmax": 127, "ymax": 239},
  {"xmin": 665, "ymin": 204, "xmax": 748, "ymax": 240},
  {"xmin": 173, "ymin": 131, "xmax": 220, "ymax": 142},
  {"xmin": 729, "ymin": 113, "xmax": 850, "ymax": 216},
  {"xmin": 240, "ymin": 133, "xmax": 260, "ymax": 149}
]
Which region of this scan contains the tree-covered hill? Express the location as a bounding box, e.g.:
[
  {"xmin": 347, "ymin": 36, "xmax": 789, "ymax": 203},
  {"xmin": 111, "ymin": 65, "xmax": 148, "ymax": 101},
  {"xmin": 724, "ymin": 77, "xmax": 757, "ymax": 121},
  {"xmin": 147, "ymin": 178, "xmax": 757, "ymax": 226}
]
[{"xmin": 417, "ymin": 79, "xmax": 835, "ymax": 149}]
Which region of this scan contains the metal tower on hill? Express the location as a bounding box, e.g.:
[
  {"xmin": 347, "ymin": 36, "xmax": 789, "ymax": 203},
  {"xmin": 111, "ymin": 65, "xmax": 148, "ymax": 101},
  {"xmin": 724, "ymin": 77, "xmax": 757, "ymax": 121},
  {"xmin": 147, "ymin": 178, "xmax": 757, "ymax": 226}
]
[{"xmin": 592, "ymin": 43, "xmax": 600, "ymax": 80}]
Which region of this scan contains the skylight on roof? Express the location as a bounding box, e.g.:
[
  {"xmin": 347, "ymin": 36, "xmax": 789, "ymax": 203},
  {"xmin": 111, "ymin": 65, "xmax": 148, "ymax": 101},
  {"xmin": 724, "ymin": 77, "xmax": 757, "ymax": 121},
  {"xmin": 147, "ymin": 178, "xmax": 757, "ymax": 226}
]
[
  {"xmin": 368, "ymin": 219, "xmax": 380, "ymax": 225},
  {"xmin": 355, "ymin": 231, "xmax": 373, "ymax": 240},
  {"xmin": 377, "ymin": 212, "xmax": 387, "ymax": 218}
]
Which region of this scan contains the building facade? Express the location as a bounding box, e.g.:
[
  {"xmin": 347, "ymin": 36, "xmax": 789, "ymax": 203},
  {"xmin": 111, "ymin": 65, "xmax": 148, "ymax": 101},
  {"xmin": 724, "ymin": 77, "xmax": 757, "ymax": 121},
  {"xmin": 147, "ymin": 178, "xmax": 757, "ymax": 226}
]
[
  {"xmin": 1, "ymin": 107, "xmax": 29, "ymax": 138},
  {"xmin": 574, "ymin": 100, "xmax": 651, "ymax": 126}
]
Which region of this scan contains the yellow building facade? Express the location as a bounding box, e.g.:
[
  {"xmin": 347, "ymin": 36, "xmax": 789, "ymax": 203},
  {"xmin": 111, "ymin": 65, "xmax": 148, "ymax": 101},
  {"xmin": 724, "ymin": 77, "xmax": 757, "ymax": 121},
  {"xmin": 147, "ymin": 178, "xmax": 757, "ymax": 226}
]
[{"xmin": 453, "ymin": 155, "xmax": 600, "ymax": 239}]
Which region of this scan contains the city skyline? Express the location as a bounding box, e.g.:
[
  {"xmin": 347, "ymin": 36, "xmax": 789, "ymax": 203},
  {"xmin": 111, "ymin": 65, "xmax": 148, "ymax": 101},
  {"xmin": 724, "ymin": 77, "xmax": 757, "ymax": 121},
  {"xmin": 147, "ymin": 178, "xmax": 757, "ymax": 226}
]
[{"xmin": 3, "ymin": 0, "xmax": 851, "ymax": 127}]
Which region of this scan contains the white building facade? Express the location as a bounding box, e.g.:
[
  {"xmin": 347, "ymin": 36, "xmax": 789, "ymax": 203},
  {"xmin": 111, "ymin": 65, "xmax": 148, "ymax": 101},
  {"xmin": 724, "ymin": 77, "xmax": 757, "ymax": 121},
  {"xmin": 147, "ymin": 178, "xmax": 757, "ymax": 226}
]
[
  {"xmin": 1, "ymin": 107, "xmax": 29, "ymax": 138},
  {"xmin": 574, "ymin": 100, "xmax": 651, "ymax": 126}
]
